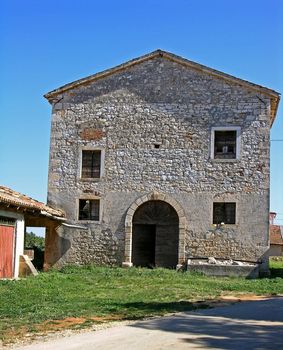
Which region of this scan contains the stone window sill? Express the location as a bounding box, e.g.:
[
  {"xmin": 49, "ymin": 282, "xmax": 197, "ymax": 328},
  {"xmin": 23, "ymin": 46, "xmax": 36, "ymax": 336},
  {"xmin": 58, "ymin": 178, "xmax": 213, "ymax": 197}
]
[
  {"xmin": 79, "ymin": 177, "xmax": 102, "ymax": 182},
  {"xmin": 210, "ymin": 158, "xmax": 240, "ymax": 163},
  {"xmin": 211, "ymin": 224, "xmax": 238, "ymax": 228},
  {"xmin": 77, "ymin": 220, "xmax": 101, "ymax": 224}
]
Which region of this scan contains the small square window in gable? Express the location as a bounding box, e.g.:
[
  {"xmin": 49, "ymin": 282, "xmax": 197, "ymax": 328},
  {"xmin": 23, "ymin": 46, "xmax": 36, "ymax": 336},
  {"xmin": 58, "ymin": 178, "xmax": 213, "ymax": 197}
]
[
  {"xmin": 81, "ymin": 150, "xmax": 101, "ymax": 178},
  {"xmin": 79, "ymin": 199, "xmax": 100, "ymax": 221},
  {"xmin": 213, "ymin": 202, "xmax": 236, "ymax": 225}
]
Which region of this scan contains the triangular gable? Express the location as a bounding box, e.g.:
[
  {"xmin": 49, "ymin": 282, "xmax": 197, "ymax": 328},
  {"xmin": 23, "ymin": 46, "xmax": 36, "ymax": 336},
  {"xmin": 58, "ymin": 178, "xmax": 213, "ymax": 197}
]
[{"xmin": 44, "ymin": 49, "xmax": 280, "ymax": 125}]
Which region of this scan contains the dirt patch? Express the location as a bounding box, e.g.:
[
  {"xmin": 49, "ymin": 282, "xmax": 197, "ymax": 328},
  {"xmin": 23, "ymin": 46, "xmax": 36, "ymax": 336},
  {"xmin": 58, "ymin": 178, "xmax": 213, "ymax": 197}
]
[
  {"xmin": 1, "ymin": 326, "xmax": 29, "ymax": 345},
  {"xmin": 189, "ymin": 294, "xmax": 272, "ymax": 309},
  {"xmin": 35, "ymin": 315, "xmax": 123, "ymax": 332},
  {"xmin": 220, "ymin": 294, "xmax": 270, "ymax": 301},
  {"xmin": 37, "ymin": 317, "xmax": 89, "ymax": 332},
  {"xmin": 1, "ymin": 315, "xmax": 126, "ymax": 347}
]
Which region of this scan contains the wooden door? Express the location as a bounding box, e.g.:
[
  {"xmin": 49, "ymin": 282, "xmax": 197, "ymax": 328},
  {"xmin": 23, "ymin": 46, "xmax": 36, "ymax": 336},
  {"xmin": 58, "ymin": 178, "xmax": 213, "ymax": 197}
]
[{"xmin": 0, "ymin": 225, "xmax": 15, "ymax": 278}]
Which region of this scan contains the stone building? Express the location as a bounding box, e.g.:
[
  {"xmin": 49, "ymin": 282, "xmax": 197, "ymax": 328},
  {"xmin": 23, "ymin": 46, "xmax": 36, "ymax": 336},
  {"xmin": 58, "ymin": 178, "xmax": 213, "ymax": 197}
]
[
  {"xmin": 44, "ymin": 50, "xmax": 280, "ymax": 274},
  {"xmin": 269, "ymin": 212, "xmax": 283, "ymax": 257},
  {"xmin": 269, "ymin": 225, "xmax": 283, "ymax": 257}
]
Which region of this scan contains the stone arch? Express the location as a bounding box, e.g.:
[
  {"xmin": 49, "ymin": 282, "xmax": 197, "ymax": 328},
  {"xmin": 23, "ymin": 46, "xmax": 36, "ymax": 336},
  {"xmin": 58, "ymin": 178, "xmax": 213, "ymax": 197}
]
[{"xmin": 122, "ymin": 191, "xmax": 187, "ymax": 269}]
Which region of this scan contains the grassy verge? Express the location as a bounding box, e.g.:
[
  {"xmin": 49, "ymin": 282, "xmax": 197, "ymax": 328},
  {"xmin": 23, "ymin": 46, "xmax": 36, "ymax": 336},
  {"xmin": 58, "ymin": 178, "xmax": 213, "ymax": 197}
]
[
  {"xmin": 269, "ymin": 257, "xmax": 283, "ymax": 278},
  {"xmin": 0, "ymin": 265, "xmax": 283, "ymax": 344}
]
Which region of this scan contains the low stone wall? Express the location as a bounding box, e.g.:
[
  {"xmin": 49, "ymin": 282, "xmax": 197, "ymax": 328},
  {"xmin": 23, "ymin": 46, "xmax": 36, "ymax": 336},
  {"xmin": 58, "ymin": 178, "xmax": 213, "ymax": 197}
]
[
  {"xmin": 187, "ymin": 263, "xmax": 260, "ymax": 278},
  {"xmin": 45, "ymin": 224, "xmax": 122, "ymax": 269},
  {"xmin": 185, "ymin": 228, "xmax": 267, "ymax": 262}
]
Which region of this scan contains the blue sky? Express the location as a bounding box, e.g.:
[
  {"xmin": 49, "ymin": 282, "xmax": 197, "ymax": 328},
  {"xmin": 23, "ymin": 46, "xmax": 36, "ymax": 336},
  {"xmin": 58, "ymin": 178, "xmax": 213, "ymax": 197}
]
[{"xmin": 0, "ymin": 0, "xmax": 282, "ymax": 224}]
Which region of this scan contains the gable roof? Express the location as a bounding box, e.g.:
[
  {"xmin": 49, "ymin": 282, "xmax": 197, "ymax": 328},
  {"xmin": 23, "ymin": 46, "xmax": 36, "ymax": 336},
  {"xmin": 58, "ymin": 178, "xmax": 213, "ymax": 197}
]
[
  {"xmin": 44, "ymin": 49, "xmax": 280, "ymax": 125},
  {"xmin": 0, "ymin": 186, "xmax": 65, "ymax": 220}
]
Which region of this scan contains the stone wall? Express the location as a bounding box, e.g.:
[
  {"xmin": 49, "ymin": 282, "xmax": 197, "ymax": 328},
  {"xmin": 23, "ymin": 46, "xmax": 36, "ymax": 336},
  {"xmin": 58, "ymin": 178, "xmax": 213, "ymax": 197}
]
[{"xmin": 46, "ymin": 56, "xmax": 272, "ymax": 272}]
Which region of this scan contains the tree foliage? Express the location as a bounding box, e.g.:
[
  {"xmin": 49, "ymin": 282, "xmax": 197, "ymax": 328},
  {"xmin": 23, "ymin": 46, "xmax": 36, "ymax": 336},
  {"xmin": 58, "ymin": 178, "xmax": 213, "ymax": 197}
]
[{"xmin": 25, "ymin": 232, "xmax": 45, "ymax": 249}]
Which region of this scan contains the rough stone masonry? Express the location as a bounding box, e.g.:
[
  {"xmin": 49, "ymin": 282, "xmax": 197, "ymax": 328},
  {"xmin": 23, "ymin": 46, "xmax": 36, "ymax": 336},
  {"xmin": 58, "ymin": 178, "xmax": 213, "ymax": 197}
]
[{"xmin": 44, "ymin": 50, "xmax": 280, "ymax": 275}]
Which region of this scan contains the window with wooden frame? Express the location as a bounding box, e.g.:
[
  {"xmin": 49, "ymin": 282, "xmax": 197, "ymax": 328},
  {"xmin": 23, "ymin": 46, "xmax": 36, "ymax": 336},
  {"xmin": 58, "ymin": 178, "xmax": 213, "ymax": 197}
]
[
  {"xmin": 81, "ymin": 150, "xmax": 101, "ymax": 178},
  {"xmin": 211, "ymin": 127, "xmax": 241, "ymax": 160},
  {"xmin": 213, "ymin": 202, "xmax": 236, "ymax": 224},
  {"xmin": 78, "ymin": 199, "xmax": 100, "ymax": 221}
]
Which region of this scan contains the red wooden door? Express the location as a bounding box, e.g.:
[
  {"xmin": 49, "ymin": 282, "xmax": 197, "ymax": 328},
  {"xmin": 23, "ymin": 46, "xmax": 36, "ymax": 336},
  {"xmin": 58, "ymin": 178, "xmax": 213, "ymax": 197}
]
[{"xmin": 0, "ymin": 225, "xmax": 15, "ymax": 278}]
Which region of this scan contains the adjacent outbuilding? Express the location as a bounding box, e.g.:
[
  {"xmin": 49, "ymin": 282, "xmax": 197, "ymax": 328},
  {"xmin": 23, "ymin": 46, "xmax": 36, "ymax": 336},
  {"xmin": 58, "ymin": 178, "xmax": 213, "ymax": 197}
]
[
  {"xmin": 0, "ymin": 186, "xmax": 65, "ymax": 279},
  {"xmin": 269, "ymin": 225, "xmax": 283, "ymax": 257}
]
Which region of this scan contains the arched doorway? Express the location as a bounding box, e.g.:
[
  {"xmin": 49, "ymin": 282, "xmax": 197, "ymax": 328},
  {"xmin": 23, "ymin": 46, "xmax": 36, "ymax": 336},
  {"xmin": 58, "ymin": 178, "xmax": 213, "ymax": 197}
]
[
  {"xmin": 123, "ymin": 191, "xmax": 187, "ymax": 269},
  {"xmin": 132, "ymin": 200, "xmax": 179, "ymax": 268}
]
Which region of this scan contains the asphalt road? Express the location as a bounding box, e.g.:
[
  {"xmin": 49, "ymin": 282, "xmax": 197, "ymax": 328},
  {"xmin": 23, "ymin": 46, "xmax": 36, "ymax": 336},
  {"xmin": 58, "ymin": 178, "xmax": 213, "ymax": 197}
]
[{"xmin": 10, "ymin": 297, "xmax": 283, "ymax": 350}]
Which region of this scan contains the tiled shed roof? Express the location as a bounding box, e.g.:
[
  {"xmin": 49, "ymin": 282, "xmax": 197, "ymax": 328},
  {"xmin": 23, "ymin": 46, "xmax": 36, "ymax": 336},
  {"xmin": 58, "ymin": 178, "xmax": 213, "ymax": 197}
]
[
  {"xmin": 0, "ymin": 186, "xmax": 65, "ymax": 219},
  {"xmin": 270, "ymin": 225, "xmax": 283, "ymax": 246}
]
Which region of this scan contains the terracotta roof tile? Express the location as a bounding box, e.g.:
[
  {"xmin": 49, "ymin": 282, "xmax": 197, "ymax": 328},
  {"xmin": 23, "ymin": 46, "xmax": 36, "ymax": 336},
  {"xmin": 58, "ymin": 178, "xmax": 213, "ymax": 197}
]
[
  {"xmin": 0, "ymin": 186, "xmax": 65, "ymax": 219},
  {"xmin": 270, "ymin": 225, "xmax": 283, "ymax": 245}
]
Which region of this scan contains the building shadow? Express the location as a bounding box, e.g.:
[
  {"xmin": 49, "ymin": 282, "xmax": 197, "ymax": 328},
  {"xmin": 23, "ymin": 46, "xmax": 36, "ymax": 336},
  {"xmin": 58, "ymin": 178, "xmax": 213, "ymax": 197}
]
[{"xmin": 127, "ymin": 298, "xmax": 283, "ymax": 349}]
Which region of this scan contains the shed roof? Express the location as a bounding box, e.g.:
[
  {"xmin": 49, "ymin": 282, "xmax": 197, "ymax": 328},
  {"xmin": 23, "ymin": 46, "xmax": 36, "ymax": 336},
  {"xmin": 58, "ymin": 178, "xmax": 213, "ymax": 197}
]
[
  {"xmin": 44, "ymin": 49, "xmax": 280, "ymax": 126},
  {"xmin": 0, "ymin": 186, "xmax": 65, "ymax": 220},
  {"xmin": 270, "ymin": 225, "xmax": 283, "ymax": 246}
]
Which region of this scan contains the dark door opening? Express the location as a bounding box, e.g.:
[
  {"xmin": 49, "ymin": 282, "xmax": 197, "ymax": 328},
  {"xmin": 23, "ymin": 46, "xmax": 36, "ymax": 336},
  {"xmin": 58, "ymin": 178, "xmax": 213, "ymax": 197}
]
[
  {"xmin": 132, "ymin": 224, "xmax": 156, "ymax": 267},
  {"xmin": 132, "ymin": 200, "xmax": 179, "ymax": 268}
]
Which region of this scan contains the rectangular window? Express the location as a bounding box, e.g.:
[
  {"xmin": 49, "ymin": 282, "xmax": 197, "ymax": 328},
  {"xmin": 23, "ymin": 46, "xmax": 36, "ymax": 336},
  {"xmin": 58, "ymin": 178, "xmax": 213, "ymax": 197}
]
[
  {"xmin": 81, "ymin": 150, "xmax": 101, "ymax": 178},
  {"xmin": 213, "ymin": 202, "xmax": 236, "ymax": 224},
  {"xmin": 214, "ymin": 130, "xmax": 236, "ymax": 159},
  {"xmin": 211, "ymin": 127, "xmax": 241, "ymax": 160},
  {"xmin": 79, "ymin": 199, "xmax": 100, "ymax": 221}
]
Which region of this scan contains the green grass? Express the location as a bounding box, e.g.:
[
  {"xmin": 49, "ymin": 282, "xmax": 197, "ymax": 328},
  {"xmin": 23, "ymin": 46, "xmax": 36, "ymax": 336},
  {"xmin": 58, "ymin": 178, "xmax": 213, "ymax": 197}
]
[
  {"xmin": 269, "ymin": 258, "xmax": 283, "ymax": 278},
  {"xmin": 0, "ymin": 266, "xmax": 283, "ymax": 343}
]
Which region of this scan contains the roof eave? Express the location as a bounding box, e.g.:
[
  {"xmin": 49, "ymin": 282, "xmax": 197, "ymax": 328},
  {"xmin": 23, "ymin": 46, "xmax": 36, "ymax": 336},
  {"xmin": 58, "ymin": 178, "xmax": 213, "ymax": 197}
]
[
  {"xmin": 0, "ymin": 198, "xmax": 65, "ymax": 219},
  {"xmin": 270, "ymin": 94, "xmax": 280, "ymax": 127},
  {"xmin": 40, "ymin": 210, "xmax": 66, "ymax": 221}
]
